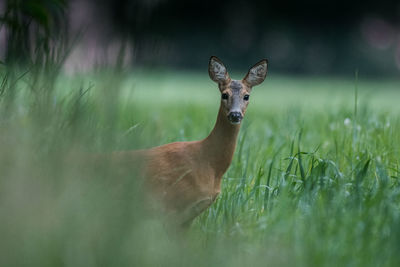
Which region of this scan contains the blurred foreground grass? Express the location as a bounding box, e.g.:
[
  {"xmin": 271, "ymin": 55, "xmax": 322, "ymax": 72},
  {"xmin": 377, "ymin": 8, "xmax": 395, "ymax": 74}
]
[{"xmin": 1, "ymin": 68, "xmax": 400, "ymax": 266}]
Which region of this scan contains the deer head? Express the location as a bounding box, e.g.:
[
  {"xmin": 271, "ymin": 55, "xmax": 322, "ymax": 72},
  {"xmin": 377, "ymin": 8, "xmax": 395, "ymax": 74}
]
[{"xmin": 208, "ymin": 56, "xmax": 268, "ymax": 125}]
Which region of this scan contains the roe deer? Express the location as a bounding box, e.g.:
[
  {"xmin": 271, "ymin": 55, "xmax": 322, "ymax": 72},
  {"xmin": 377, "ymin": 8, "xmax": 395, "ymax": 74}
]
[{"xmin": 113, "ymin": 56, "xmax": 268, "ymax": 226}]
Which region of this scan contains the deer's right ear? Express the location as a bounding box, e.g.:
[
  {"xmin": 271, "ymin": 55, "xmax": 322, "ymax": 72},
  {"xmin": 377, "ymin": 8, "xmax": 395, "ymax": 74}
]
[{"xmin": 208, "ymin": 56, "xmax": 230, "ymax": 85}]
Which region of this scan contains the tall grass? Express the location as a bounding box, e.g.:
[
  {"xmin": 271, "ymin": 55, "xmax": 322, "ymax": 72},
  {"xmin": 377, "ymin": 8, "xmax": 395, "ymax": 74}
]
[
  {"xmin": 1, "ymin": 61, "xmax": 400, "ymax": 266},
  {"xmin": 1, "ymin": 6, "xmax": 400, "ymax": 261}
]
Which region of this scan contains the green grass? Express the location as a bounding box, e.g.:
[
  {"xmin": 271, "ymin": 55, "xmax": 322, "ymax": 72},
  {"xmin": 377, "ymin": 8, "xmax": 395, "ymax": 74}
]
[{"xmin": 1, "ymin": 68, "xmax": 400, "ymax": 266}]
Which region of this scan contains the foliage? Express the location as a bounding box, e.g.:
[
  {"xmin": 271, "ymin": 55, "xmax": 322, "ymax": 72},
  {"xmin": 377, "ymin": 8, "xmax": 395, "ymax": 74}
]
[
  {"xmin": 0, "ymin": 0, "xmax": 69, "ymax": 67},
  {"xmin": 0, "ymin": 64, "xmax": 400, "ymax": 266}
]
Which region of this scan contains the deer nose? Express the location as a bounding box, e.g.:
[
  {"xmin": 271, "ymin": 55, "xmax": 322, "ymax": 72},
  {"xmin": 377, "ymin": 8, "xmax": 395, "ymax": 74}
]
[{"xmin": 228, "ymin": 112, "xmax": 242, "ymax": 124}]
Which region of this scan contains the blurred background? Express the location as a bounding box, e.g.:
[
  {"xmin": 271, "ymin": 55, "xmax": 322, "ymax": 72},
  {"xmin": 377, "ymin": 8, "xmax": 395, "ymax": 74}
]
[
  {"xmin": 1, "ymin": 0, "xmax": 400, "ymax": 76},
  {"xmin": 2, "ymin": 2, "xmax": 400, "ymax": 266}
]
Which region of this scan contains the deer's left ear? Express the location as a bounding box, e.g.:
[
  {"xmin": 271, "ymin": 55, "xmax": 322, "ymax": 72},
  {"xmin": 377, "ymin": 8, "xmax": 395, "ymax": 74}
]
[{"xmin": 243, "ymin": 59, "xmax": 268, "ymax": 87}]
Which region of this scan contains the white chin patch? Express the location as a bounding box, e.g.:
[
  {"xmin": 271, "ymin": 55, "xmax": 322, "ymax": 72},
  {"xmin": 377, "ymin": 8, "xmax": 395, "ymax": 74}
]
[{"xmin": 230, "ymin": 120, "xmax": 241, "ymax": 125}]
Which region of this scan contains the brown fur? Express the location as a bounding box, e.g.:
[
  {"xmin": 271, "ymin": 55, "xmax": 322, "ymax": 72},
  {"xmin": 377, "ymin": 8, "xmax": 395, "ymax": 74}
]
[
  {"xmin": 112, "ymin": 105, "xmax": 240, "ymax": 225},
  {"xmin": 109, "ymin": 57, "xmax": 268, "ymax": 226}
]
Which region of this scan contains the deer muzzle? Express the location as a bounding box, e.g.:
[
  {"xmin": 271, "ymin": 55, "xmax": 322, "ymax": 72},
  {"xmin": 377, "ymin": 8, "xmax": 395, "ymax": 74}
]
[{"xmin": 228, "ymin": 111, "xmax": 243, "ymax": 124}]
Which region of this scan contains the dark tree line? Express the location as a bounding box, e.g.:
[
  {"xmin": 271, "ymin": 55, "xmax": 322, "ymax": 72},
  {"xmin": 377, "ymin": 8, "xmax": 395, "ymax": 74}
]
[{"xmin": 1, "ymin": 0, "xmax": 400, "ymax": 75}]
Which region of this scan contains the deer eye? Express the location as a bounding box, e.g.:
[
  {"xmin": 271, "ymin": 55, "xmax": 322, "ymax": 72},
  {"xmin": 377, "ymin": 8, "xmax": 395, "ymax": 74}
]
[
  {"xmin": 221, "ymin": 93, "xmax": 228, "ymax": 100},
  {"xmin": 243, "ymin": 94, "xmax": 250, "ymax": 101}
]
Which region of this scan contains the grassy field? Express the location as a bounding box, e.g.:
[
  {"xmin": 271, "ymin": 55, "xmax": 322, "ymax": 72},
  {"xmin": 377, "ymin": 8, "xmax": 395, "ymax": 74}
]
[{"xmin": 1, "ymin": 68, "xmax": 400, "ymax": 266}]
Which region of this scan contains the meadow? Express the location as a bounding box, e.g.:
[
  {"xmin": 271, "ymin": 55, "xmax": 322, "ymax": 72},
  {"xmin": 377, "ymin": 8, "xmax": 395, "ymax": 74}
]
[{"xmin": 1, "ymin": 67, "xmax": 400, "ymax": 266}]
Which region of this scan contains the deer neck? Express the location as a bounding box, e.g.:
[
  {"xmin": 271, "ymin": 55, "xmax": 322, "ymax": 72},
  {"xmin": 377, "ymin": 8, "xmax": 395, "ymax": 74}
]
[{"xmin": 202, "ymin": 105, "xmax": 241, "ymax": 176}]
